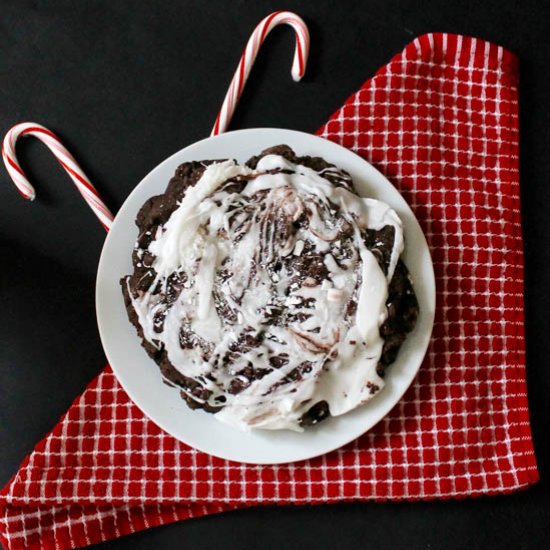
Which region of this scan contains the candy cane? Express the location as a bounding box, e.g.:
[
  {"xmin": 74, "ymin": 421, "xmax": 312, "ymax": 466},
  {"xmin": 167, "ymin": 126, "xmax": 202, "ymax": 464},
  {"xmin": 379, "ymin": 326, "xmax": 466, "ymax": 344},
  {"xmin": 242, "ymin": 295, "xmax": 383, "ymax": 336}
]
[
  {"xmin": 211, "ymin": 11, "xmax": 310, "ymax": 136},
  {"xmin": 2, "ymin": 122, "xmax": 114, "ymax": 231}
]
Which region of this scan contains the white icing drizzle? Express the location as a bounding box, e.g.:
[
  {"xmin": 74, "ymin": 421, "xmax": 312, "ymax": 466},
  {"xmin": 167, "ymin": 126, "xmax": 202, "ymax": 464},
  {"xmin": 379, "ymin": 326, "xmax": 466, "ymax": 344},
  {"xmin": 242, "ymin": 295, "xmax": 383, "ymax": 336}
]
[
  {"xmin": 149, "ymin": 160, "xmax": 253, "ymax": 277},
  {"xmin": 129, "ymin": 154, "xmax": 405, "ymax": 431}
]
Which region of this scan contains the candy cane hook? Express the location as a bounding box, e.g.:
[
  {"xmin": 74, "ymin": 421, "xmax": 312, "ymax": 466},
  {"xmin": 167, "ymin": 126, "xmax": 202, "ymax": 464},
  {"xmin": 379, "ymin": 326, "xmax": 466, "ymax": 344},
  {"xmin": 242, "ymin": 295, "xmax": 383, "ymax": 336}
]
[
  {"xmin": 212, "ymin": 11, "xmax": 310, "ymax": 136},
  {"xmin": 2, "ymin": 122, "xmax": 114, "ymax": 231}
]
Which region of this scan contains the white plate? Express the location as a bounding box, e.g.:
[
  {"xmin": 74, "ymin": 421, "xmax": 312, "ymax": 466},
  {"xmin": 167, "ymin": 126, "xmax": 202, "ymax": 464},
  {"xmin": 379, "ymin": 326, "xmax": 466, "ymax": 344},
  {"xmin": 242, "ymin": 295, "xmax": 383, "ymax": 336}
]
[{"xmin": 96, "ymin": 128, "xmax": 435, "ymax": 465}]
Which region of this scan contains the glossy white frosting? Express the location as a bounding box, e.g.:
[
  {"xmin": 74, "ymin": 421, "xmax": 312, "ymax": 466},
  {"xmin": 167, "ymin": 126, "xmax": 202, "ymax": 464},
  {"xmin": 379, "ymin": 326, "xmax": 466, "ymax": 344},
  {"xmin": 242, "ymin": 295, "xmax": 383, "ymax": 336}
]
[{"xmin": 130, "ymin": 154, "xmax": 404, "ymax": 431}]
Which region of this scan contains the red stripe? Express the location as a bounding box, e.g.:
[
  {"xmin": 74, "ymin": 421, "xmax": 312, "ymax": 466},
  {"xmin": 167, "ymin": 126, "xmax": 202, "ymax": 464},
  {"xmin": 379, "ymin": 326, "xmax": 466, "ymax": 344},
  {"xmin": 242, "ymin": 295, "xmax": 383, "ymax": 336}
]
[
  {"xmin": 1, "ymin": 145, "xmax": 32, "ymax": 198},
  {"xmin": 238, "ymin": 55, "xmax": 246, "ymax": 93},
  {"xmin": 296, "ymin": 41, "xmax": 304, "ymax": 74},
  {"xmin": 446, "ymin": 34, "xmax": 458, "ymax": 63},
  {"xmin": 57, "ymin": 158, "xmax": 98, "ymax": 196},
  {"xmin": 4, "ymin": 151, "xmax": 26, "ymax": 178},
  {"xmin": 418, "ymin": 34, "xmax": 431, "ymax": 58},
  {"xmin": 260, "ymin": 12, "xmax": 279, "ymax": 42},
  {"xmin": 488, "ymin": 42, "xmax": 499, "ymax": 66},
  {"xmin": 213, "ymin": 115, "xmax": 221, "ymax": 135},
  {"xmin": 459, "ymin": 36, "xmax": 473, "ymax": 66},
  {"xmin": 20, "ymin": 126, "xmax": 59, "ymax": 140}
]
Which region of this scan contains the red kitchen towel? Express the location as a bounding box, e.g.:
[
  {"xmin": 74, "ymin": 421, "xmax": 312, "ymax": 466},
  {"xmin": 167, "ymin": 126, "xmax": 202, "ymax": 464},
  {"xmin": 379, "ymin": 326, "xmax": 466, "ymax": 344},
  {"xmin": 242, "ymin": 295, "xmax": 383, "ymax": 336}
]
[{"xmin": 0, "ymin": 33, "xmax": 538, "ymax": 550}]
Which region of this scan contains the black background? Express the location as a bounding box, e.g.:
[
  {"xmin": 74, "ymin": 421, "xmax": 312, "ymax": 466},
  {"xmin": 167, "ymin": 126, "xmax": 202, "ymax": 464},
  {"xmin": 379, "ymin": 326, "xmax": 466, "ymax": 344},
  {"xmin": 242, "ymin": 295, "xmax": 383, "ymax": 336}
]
[{"xmin": 1, "ymin": 0, "xmax": 549, "ymax": 548}]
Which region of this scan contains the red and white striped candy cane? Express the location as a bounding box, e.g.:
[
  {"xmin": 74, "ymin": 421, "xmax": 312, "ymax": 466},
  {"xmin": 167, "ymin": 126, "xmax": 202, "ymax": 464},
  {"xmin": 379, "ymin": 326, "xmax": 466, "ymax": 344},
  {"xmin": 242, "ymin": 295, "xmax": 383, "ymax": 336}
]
[
  {"xmin": 2, "ymin": 122, "xmax": 114, "ymax": 231},
  {"xmin": 211, "ymin": 10, "xmax": 310, "ymax": 136}
]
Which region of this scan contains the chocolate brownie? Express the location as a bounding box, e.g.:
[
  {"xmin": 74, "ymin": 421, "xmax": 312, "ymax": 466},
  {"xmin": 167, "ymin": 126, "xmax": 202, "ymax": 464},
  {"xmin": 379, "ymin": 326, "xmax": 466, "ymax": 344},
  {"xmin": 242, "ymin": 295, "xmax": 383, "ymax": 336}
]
[{"xmin": 121, "ymin": 145, "xmax": 419, "ymax": 431}]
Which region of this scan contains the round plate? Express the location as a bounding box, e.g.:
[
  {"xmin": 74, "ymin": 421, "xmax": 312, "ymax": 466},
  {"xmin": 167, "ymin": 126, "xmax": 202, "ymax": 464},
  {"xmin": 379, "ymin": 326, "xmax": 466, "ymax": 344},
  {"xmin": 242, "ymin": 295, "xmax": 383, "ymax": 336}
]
[{"xmin": 96, "ymin": 128, "xmax": 435, "ymax": 464}]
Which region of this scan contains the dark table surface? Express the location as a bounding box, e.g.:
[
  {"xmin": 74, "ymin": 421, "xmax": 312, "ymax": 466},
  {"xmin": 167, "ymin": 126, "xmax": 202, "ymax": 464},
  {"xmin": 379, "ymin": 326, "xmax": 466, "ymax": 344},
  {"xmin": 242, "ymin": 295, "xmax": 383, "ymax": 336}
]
[{"xmin": 1, "ymin": 0, "xmax": 549, "ymax": 548}]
